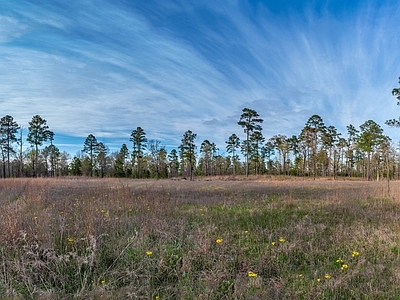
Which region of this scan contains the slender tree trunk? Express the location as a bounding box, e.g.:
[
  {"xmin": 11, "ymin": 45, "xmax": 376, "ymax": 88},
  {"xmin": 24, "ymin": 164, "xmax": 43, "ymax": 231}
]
[
  {"xmin": 387, "ymin": 153, "xmax": 390, "ymax": 195},
  {"xmin": 232, "ymin": 152, "xmax": 235, "ymax": 176},
  {"xmin": 7, "ymin": 140, "xmax": 10, "ymax": 177},
  {"xmin": 90, "ymin": 147, "xmax": 93, "ymax": 177},
  {"xmin": 19, "ymin": 131, "xmax": 23, "ymax": 177},
  {"xmin": 35, "ymin": 144, "xmax": 38, "ymax": 177},
  {"xmin": 138, "ymin": 156, "xmax": 141, "ymax": 179},
  {"xmin": 2, "ymin": 155, "xmax": 5, "ymax": 178},
  {"xmin": 245, "ymin": 131, "xmax": 249, "ymax": 177}
]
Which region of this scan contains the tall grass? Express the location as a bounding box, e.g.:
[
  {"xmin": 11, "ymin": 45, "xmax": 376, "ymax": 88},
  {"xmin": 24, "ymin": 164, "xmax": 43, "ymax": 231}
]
[{"xmin": 1, "ymin": 177, "xmax": 400, "ymax": 299}]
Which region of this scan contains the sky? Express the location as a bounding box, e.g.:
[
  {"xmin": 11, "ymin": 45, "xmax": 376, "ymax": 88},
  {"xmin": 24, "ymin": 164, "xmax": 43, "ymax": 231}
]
[{"xmin": 1, "ymin": 0, "xmax": 400, "ymax": 156}]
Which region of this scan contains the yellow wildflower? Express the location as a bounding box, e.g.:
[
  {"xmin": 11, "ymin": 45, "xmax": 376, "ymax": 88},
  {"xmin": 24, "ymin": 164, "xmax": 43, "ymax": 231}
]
[
  {"xmin": 248, "ymin": 271, "xmax": 258, "ymax": 277},
  {"xmin": 324, "ymin": 274, "xmax": 331, "ymax": 279},
  {"xmin": 279, "ymin": 237, "xmax": 285, "ymax": 243},
  {"xmin": 271, "ymin": 241, "xmax": 276, "ymax": 246},
  {"xmin": 146, "ymin": 251, "xmax": 153, "ymax": 256},
  {"xmin": 67, "ymin": 237, "xmax": 73, "ymax": 243},
  {"xmin": 317, "ymin": 278, "xmax": 321, "ymax": 282},
  {"xmin": 216, "ymin": 238, "xmax": 223, "ymax": 244},
  {"xmin": 341, "ymin": 264, "xmax": 349, "ymax": 270},
  {"xmin": 336, "ymin": 258, "xmax": 343, "ymax": 263},
  {"xmin": 352, "ymin": 251, "xmax": 360, "ymax": 257}
]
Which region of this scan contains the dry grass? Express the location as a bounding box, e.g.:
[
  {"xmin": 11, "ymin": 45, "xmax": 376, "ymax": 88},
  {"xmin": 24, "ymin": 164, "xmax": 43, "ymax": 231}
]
[{"xmin": 1, "ymin": 177, "xmax": 400, "ymax": 299}]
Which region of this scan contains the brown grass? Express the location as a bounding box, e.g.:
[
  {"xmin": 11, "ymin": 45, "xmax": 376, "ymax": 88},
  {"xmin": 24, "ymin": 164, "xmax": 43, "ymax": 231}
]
[{"xmin": 1, "ymin": 177, "xmax": 400, "ymax": 299}]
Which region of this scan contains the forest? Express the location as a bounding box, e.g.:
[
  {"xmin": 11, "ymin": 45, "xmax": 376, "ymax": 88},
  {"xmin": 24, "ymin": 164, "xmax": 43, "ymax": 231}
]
[{"xmin": 1, "ymin": 78, "xmax": 400, "ymax": 180}]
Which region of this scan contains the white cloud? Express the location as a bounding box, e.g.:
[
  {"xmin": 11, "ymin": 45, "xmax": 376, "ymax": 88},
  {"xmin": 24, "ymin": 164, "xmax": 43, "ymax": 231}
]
[
  {"xmin": 0, "ymin": 15, "xmax": 29, "ymax": 43},
  {"xmin": 1, "ymin": 0, "xmax": 400, "ymax": 154}
]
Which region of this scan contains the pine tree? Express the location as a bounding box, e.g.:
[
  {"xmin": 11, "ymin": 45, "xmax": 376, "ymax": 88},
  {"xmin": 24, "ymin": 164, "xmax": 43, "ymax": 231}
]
[
  {"xmin": 168, "ymin": 149, "xmax": 179, "ymax": 178},
  {"xmin": 237, "ymin": 108, "xmax": 263, "ymax": 177},
  {"xmin": 226, "ymin": 133, "xmax": 240, "ymax": 175},
  {"xmin": 130, "ymin": 127, "xmax": 147, "ymax": 178},
  {"xmin": 83, "ymin": 134, "xmax": 98, "ymax": 177},
  {"xmin": 0, "ymin": 115, "xmax": 19, "ymax": 177},
  {"xmin": 27, "ymin": 115, "xmax": 52, "ymax": 177},
  {"xmin": 179, "ymin": 130, "xmax": 197, "ymax": 181}
]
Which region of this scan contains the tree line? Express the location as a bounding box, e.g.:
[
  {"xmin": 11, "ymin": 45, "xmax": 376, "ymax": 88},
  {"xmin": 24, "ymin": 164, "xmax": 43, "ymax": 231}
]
[{"xmin": 2, "ymin": 78, "xmax": 400, "ymax": 180}]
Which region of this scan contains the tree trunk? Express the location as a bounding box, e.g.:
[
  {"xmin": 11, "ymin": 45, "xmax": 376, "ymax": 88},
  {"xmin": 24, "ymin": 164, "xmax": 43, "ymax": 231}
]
[{"xmin": 35, "ymin": 145, "xmax": 38, "ymax": 177}]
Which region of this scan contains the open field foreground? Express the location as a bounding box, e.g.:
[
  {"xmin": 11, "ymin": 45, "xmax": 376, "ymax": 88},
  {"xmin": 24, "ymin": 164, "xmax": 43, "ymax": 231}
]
[{"xmin": 2, "ymin": 177, "xmax": 400, "ymax": 299}]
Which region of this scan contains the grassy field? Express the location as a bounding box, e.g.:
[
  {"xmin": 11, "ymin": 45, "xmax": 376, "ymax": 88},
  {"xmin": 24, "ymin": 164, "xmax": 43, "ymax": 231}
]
[{"xmin": 1, "ymin": 176, "xmax": 400, "ymax": 299}]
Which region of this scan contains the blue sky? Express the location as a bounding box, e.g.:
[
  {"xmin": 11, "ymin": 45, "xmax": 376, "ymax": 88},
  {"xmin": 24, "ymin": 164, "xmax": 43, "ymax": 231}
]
[{"xmin": 1, "ymin": 0, "xmax": 400, "ymax": 156}]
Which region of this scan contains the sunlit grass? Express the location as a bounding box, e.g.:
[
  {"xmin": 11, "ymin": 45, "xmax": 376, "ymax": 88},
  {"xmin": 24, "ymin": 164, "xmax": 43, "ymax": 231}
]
[{"xmin": 1, "ymin": 177, "xmax": 400, "ymax": 298}]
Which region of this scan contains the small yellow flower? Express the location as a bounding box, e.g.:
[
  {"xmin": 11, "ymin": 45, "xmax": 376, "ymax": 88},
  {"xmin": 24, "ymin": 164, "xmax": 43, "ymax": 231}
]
[
  {"xmin": 271, "ymin": 241, "xmax": 276, "ymax": 246},
  {"xmin": 341, "ymin": 264, "xmax": 349, "ymax": 270},
  {"xmin": 146, "ymin": 251, "xmax": 153, "ymax": 256},
  {"xmin": 324, "ymin": 274, "xmax": 331, "ymax": 279},
  {"xmin": 244, "ymin": 230, "xmax": 249, "ymax": 234},
  {"xmin": 336, "ymin": 258, "xmax": 343, "ymax": 263},
  {"xmin": 155, "ymin": 296, "xmax": 159, "ymax": 299},
  {"xmin": 279, "ymin": 237, "xmax": 285, "ymax": 243},
  {"xmin": 33, "ymin": 216, "xmax": 38, "ymax": 220},
  {"xmin": 248, "ymin": 271, "xmax": 258, "ymax": 277},
  {"xmin": 298, "ymin": 274, "xmax": 303, "ymax": 277},
  {"xmin": 67, "ymin": 237, "xmax": 73, "ymax": 243},
  {"xmin": 317, "ymin": 278, "xmax": 321, "ymax": 282},
  {"xmin": 100, "ymin": 279, "xmax": 105, "ymax": 285},
  {"xmin": 101, "ymin": 209, "xmax": 106, "ymax": 213},
  {"xmin": 216, "ymin": 238, "xmax": 223, "ymax": 244},
  {"xmin": 352, "ymin": 251, "xmax": 360, "ymax": 257}
]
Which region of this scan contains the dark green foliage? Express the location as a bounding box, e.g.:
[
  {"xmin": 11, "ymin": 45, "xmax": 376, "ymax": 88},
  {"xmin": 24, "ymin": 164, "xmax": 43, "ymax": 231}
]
[
  {"xmin": 357, "ymin": 120, "xmax": 386, "ymax": 180},
  {"xmin": 238, "ymin": 108, "xmax": 263, "ymax": 177},
  {"xmin": 0, "ymin": 115, "xmax": 19, "ymax": 177},
  {"xmin": 226, "ymin": 133, "xmax": 240, "ymax": 175},
  {"xmin": 179, "ymin": 130, "xmax": 197, "ymax": 180},
  {"xmin": 70, "ymin": 156, "xmax": 82, "ymax": 176},
  {"xmin": 130, "ymin": 127, "xmax": 147, "ymax": 178},
  {"xmin": 168, "ymin": 149, "xmax": 180, "ymax": 177},
  {"xmin": 385, "ymin": 77, "xmax": 400, "ymax": 127},
  {"xmin": 27, "ymin": 115, "xmax": 53, "ymax": 177},
  {"xmin": 115, "ymin": 143, "xmax": 129, "ymax": 177},
  {"xmin": 82, "ymin": 134, "xmax": 98, "ymax": 176}
]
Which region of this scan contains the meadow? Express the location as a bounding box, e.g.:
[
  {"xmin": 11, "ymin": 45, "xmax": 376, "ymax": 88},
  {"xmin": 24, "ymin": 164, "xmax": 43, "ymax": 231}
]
[{"xmin": 1, "ymin": 176, "xmax": 400, "ymax": 299}]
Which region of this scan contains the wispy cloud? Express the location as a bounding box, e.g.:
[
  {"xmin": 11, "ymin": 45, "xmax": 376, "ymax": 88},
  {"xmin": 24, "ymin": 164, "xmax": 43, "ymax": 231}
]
[{"xmin": 1, "ymin": 0, "xmax": 400, "ymax": 154}]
